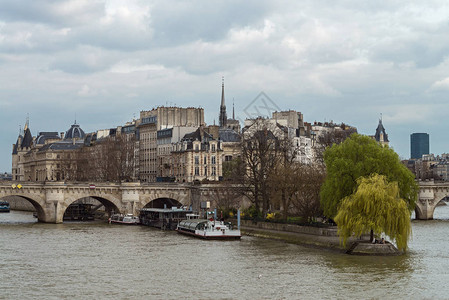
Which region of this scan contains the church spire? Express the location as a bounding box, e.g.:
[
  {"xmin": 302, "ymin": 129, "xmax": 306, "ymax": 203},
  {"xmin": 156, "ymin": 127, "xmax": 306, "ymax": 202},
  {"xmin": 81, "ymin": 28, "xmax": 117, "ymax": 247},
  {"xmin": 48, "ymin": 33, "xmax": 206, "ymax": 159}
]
[
  {"xmin": 24, "ymin": 114, "xmax": 29, "ymax": 131},
  {"xmin": 232, "ymin": 98, "xmax": 235, "ymax": 120},
  {"xmin": 219, "ymin": 76, "xmax": 227, "ymax": 128},
  {"xmin": 221, "ymin": 77, "xmax": 225, "ymax": 107}
]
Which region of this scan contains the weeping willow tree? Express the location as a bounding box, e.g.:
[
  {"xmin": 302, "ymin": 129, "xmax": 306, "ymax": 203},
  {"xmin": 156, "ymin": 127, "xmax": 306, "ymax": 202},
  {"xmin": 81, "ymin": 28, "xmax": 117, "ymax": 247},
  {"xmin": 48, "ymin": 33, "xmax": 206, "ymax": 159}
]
[
  {"xmin": 320, "ymin": 133, "xmax": 418, "ymax": 219},
  {"xmin": 334, "ymin": 173, "xmax": 412, "ymax": 252}
]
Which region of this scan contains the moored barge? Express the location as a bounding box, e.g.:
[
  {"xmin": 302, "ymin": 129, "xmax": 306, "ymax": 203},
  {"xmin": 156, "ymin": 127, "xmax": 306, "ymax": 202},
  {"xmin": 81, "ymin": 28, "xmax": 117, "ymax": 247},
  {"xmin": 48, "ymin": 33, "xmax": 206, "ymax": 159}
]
[
  {"xmin": 139, "ymin": 207, "xmax": 193, "ymax": 230},
  {"xmin": 109, "ymin": 213, "xmax": 140, "ymax": 225},
  {"xmin": 176, "ymin": 219, "xmax": 241, "ymax": 240}
]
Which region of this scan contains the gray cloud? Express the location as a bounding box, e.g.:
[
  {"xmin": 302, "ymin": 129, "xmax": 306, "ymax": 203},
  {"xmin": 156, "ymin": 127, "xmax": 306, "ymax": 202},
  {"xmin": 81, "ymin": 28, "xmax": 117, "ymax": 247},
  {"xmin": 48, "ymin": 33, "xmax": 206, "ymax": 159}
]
[
  {"xmin": 0, "ymin": 0, "xmax": 104, "ymax": 27},
  {"xmin": 149, "ymin": 1, "xmax": 273, "ymax": 46},
  {"xmin": 2, "ymin": 0, "xmax": 449, "ymax": 170}
]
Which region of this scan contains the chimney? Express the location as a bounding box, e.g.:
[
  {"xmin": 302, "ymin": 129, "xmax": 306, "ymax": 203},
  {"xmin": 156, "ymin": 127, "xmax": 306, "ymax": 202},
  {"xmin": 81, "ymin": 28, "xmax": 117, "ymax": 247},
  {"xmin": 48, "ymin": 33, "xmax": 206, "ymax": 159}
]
[{"xmin": 60, "ymin": 132, "xmax": 64, "ymax": 139}]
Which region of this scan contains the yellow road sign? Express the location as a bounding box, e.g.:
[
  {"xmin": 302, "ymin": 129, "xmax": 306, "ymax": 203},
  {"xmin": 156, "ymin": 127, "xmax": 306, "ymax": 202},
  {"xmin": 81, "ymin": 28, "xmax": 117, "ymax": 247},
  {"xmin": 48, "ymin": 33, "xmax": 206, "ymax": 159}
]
[
  {"xmin": 17, "ymin": 184, "xmax": 22, "ymax": 189},
  {"xmin": 11, "ymin": 184, "xmax": 16, "ymax": 189}
]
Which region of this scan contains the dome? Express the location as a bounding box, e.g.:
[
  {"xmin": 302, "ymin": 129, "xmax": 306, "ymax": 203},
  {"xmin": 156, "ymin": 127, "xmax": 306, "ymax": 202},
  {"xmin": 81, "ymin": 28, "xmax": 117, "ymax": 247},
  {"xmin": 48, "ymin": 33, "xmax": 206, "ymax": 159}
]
[{"xmin": 65, "ymin": 123, "xmax": 85, "ymax": 140}]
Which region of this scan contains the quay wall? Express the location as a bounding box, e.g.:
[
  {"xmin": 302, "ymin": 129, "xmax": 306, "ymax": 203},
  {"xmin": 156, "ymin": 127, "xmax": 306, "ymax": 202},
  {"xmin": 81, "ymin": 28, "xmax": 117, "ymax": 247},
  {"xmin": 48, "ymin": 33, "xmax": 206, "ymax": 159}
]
[{"xmin": 239, "ymin": 220, "xmax": 371, "ymax": 253}]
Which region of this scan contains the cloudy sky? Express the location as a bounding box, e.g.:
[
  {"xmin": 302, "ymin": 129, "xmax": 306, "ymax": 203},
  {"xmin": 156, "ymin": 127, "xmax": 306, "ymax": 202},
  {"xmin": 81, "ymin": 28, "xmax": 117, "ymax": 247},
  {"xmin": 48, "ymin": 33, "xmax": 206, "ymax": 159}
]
[{"xmin": 1, "ymin": 0, "xmax": 449, "ymax": 172}]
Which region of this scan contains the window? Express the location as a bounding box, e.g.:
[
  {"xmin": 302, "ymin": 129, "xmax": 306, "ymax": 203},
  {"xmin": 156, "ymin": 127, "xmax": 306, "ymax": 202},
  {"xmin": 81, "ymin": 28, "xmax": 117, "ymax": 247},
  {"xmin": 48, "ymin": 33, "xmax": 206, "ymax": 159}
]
[
  {"xmin": 225, "ymin": 155, "xmax": 232, "ymax": 162},
  {"xmin": 195, "ymin": 144, "xmax": 199, "ymax": 151},
  {"xmin": 204, "ymin": 166, "xmax": 208, "ymax": 175},
  {"xmin": 195, "ymin": 167, "xmax": 199, "ymax": 176},
  {"xmin": 195, "ymin": 156, "xmax": 199, "ymax": 165},
  {"xmin": 212, "ymin": 167, "xmax": 216, "ymax": 176},
  {"xmin": 212, "ymin": 144, "xmax": 216, "ymax": 151},
  {"xmin": 211, "ymin": 156, "xmax": 216, "ymax": 164},
  {"xmin": 204, "ymin": 157, "xmax": 207, "ymax": 164}
]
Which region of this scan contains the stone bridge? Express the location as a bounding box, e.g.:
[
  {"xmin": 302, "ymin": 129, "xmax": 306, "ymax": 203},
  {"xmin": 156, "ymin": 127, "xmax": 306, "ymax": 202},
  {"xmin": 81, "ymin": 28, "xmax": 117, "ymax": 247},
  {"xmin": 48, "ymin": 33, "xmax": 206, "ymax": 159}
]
[
  {"xmin": 0, "ymin": 182, "xmax": 240, "ymax": 223},
  {"xmin": 1, "ymin": 180, "xmax": 443, "ymax": 222},
  {"xmin": 416, "ymin": 180, "xmax": 449, "ymax": 220}
]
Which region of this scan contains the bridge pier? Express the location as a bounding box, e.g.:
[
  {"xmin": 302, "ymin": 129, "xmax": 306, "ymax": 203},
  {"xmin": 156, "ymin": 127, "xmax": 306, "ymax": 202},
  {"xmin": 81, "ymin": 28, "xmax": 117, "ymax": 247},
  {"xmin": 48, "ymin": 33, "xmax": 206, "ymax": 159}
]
[
  {"xmin": 415, "ymin": 199, "xmax": 435, "ymax": 220},
  {"xmin": 415, "ymin": 179, "xmax": 449, "ymax": 220},
  {"xmin": 41, "ymin": 185, "xmax": 68, "ymax": 223}
]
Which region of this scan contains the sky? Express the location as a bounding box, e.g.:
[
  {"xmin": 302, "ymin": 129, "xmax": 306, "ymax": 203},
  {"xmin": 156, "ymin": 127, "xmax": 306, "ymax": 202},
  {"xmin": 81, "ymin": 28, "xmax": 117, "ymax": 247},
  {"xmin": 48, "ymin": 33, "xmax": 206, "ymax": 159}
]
[{"xmin": 1, "ymin": 0, "xmax": 449, "ymax": 172}]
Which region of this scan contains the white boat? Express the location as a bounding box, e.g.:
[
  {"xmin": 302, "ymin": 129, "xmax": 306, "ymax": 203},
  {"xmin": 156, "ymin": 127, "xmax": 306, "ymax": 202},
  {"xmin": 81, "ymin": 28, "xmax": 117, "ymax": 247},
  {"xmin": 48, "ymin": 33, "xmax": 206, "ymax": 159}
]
[
  {"xmin": 176, "ymin": 219, "xmax": 241, "ymax": 240},
  {"xmin": 108, "ymin": 213, "xmax": 140, "ymax": 225}
]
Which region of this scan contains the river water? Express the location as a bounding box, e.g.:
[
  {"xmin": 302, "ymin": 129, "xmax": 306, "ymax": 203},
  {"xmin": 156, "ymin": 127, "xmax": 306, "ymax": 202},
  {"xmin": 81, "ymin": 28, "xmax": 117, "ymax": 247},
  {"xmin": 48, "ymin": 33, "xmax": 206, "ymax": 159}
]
[{"xmin": 1, "ymin": 206, "xmax": 449, "ymax": 300}]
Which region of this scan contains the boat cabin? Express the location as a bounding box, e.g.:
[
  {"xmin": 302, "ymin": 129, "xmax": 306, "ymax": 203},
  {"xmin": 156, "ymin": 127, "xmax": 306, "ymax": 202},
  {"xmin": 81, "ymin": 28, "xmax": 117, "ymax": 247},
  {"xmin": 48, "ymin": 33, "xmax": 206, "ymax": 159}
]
[{"xmin": 139, "ymin": 207, "xmax": 193, "ymax": 230}]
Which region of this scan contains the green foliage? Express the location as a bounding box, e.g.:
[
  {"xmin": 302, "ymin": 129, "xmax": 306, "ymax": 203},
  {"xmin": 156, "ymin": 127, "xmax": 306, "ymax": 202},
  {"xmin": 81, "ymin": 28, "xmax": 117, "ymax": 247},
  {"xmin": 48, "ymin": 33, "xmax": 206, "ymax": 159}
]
[
  {"xmin": 334, "ymin": 174, "xmax": 412, "ymax": 251},
  {"xmin": 320, "ymin": 133, "xmax": 418, "ymax": 218},
  {"xmin": 217, "ymin": 207, "xmax": 237, "ymax": 219},
  {"xmin": 242, "ymin": 205, "xmax": 262, "ymax": 220}
]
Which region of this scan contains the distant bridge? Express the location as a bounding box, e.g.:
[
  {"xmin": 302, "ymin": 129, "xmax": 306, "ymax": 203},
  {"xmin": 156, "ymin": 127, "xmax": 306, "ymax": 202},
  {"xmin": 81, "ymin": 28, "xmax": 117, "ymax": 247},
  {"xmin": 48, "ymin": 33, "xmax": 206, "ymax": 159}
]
[
  {"xmin": 416, "ymin": 180, "xmax": 449, "ymax": 220},
  {"xmin": 0, "ymin": 182, "xmax": 238, "ymax": 223}
]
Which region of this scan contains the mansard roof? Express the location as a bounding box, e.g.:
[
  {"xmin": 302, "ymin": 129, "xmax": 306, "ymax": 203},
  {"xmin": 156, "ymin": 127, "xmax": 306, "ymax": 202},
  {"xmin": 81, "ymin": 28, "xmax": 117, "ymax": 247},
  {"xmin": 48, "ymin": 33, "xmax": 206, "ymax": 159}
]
[
  {"xmin": 182, "ymin": 128, "xmax": 213, "ymax": 142},
  {"xmin": 219, "ymin": 128, "xmax": 241, "ymax": 142},
  {"xmin": 38, "ymin": 141, "xmax": 84, "ymax": 152},
  {"xmin": 36, "ymin": 132, "xmax": 60, "ymax": 145}
]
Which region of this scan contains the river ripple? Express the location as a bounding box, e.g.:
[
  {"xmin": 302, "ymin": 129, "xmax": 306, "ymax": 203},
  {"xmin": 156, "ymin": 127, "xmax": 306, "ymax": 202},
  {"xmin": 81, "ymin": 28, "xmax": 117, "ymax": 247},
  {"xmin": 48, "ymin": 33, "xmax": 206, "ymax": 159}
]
[{"xmin": 1, "ymin": 206, "xmax": 449, "ymax": 300}]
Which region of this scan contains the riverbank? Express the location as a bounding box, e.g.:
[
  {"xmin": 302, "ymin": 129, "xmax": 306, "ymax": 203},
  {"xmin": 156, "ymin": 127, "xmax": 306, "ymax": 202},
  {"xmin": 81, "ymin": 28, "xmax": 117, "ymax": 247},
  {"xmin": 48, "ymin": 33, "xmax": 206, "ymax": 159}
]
[{"xmin": 239, "ymin": 220, "xmax": 401, "ymax": 255}]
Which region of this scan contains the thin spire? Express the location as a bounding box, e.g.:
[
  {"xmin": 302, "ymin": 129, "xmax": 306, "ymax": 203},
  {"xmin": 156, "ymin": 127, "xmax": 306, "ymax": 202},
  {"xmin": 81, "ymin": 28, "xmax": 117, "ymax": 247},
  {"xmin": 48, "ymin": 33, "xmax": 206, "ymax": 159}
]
[
  {"xmin": 24, "ymin": 114, "xmax": 29, "ymax": 131},
  {"xmin": 219, "ymin": 76, "xmax": 227, "ymax": 128},
  {"xmin": 221, "ymin": 76, "xmax": 225, "ymax": 107}
]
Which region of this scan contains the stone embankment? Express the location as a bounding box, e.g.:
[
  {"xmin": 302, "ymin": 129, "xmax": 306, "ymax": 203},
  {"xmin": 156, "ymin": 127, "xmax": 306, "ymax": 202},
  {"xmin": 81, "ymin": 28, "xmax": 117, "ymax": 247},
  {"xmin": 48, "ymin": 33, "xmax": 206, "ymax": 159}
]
[{"xmin": 239, "ymin": 220, "xmax": 401, "ymax": 255}]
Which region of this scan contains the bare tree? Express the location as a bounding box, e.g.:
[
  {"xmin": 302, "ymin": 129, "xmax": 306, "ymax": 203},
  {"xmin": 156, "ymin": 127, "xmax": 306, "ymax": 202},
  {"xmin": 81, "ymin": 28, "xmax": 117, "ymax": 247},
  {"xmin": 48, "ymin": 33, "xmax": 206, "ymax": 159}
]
[
  {"xmin": 209, "ymin": 182, "xmax": 243, "ymax": 218},
  {"xmin": 290, "ymin": 164, "xmax": 326, "ymax": 223},
  {"xmin": 314, "ymin": 125, "xmax": 356, "ymax": 164},
  {"xmin": 268, "ymin": 137, "xmax": 299, "ymax": 220},
  {"xmin": 241, "ymin": 120, "xmax": 283, "ymax": 218},
  {"xmin": 67, "ymin": 133, "xmax": 137, "ymax": 182}
]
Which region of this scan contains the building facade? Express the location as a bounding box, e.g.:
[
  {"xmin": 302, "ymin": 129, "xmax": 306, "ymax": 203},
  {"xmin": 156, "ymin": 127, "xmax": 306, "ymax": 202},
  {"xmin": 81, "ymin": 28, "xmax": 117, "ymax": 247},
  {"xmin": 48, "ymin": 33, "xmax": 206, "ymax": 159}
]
[
  {"xmin": 169, "ymin": 127, "xmax": 223, "ymax": 182},
  {"xmin": 138, "ymin": 106, "xmax": 205, "ymax": 182},
  {"xmin": 12, "ymin": 121, "xmax": 86, "ymax": 182},
  {"xmin": 244, "ymin": 111, "xmax": 314, "ymax": 164},
  {"xmin": 157, "ymin": 126, "xmax": 199, "ymax": 180}
]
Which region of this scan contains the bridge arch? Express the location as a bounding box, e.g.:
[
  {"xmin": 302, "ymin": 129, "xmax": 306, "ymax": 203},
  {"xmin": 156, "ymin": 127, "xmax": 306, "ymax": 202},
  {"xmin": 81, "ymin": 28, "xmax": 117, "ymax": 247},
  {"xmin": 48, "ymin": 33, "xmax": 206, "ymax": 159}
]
[
  {"xmin": 142, "ymin": 197, "xmax": 183, "ymax": 209},
  {"xmin": 139, "ymin": 190, "xmax": 189, "ymax": 211},
  {"xmin": 0, "ymin": 193, "xmax": 47, "ymax": 221},
  {"xmin": 414, "ymin": 204, "xmax": 424, "ymax": 220},
  {"xmin": 62, "ymin": 194, "xmax": 123, "ymax": 221},
  {"xmin": 428, "ymin": 196, "xmax": 448, "ymax": 220}
]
